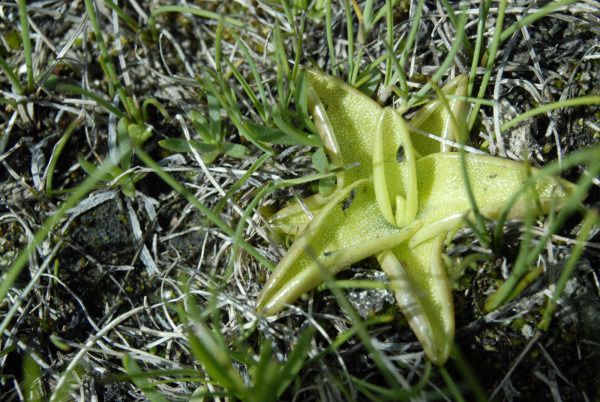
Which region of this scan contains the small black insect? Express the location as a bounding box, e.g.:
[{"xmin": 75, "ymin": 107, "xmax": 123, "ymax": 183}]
[
  {"xmin": 396, "ymin": 145, "xmax": 405, "ymax": 162},
  {"xmin": 341, "ymin": 188, "xmax": 357, "ymax": 213}
]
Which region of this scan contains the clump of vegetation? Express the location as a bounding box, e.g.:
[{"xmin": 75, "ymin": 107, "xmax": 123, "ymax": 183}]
[{"xmin": 0, "ymin": 0, "xmax": 598, "ymax": 400}]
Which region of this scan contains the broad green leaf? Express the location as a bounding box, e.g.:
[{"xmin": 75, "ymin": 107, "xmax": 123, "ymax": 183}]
[
  {"xmin": 267, "ymin": 69, "xmax": 383, "ymax": 235},
  {"xmin": 403, "ymin": 153, "xmax": 573, "ymax": 245},
  {"xmin": 378, "ymin": 236, "xmax": 453, "ymax": 366},
  {"xmin": 306, "ymin": 68, "xmax": 382, "ymax": 187},
  {"xmin": 257, "ymin": 179, "xmax": 420, "ymax": 315}
]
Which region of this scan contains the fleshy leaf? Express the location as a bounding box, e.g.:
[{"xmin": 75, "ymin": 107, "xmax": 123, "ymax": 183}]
[
  {"xmin": 378, "ymin": 236, "xmax": 453, "ymax": 365},
  {"xmin": 306, "ymin": 68, "xmax": 383, "ymax": 187},
  {"xmin": 393, "ymin": 152, "xmax": 573, "ymax": 245},
  {"xmin": 373, "ymin": 107, "xmax": 418, "ymax": 227},
  {"xmin": 408, "ymin": 75, "xmax": 468, "ymax": 157},
  {"xmin": 257, "ymin": 179, "xmax": 420, "ymax": 315}
]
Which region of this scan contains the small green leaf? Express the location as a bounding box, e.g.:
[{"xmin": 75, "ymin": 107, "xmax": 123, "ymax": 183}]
[
  {"xmin": 128, "ymin": 123, "xmax": 153, "ymax": 143},
  {"xmin": 222, "ymin": 142, "xmax": 250, "ymax": 158},
  {"xmin": 272, "ymin": 106, "xmax": 321, "ymax": 147},
  {"xmin": 311, "ymin": 148, "xmax": 329, "ymax": 173},
  {"xmin": 245, "ymin": 121, "xmax": 315, "ymax": 146},
  {"xmin": 158, "ymin": 139, "xmax": 222, "ymax": 163},
  {"xmin": 78, "ymin": 156, "xmax": 99, "ymax": 176},
  {"xmin": 158, "ymin": 138, "xmax": 194, "ymax": 153},
  {"xmin": 294, "ymin": 70, "xmax": 317, "ymax": 133},
  {"xmin": 207, "ymin": 93, "xmax": 222, "ymax": 143},
  {"xmin": 189, "ymin": 110, "xmax": 213, "ymax": 143},
  {"xmin": 117, "ymin": 116, "xmax": 130, "ymax": 140}
]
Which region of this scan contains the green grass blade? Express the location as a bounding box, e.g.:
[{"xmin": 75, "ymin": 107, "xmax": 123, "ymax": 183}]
[
  {"xmin": 23, "ymin": 353, "xmax": 43, "ymax": 402},
  {"xmin": 187, "ymin": 328, "xmax": 247, "ymax": 398},
  {"xmin": 406, "ymin": 3, "xmax": 468, "ymax": 108},
  {"xmin": 0, "ymin": 55, "xmax": 25, "ymax": 95},
  {"xmin": 102, "ymin": 0, "xmax": 140, "ymax": 32},
  {"xmin": 46, "ymin": 116, "xmax": 83, "ymax": 195},
  {"xmin": 468, "ymin": 0, "xmax": 491, "ymax": 96},
  {"xmin": 499, "ymin": 0, "xmax": 578, "ymax": 43},
  {"xmin": 271, "ymin": 106, "xmax": 321, "ymax": 147},
  {"xmin": 272, "ymin": 24, "xmax": 291, "ymax": 108},
  {"xmin": 383, "ymin": 0, "xmax": 394, "ymax": 87},
  {"xmin": 467, "ymin": 0, "xmax": 507, "ymax": 130},
  {"xmin": 17, "ymin": 0, "xmax": 34, "ymax": 92},
  {"xmin": 325, "ymin": 0, "xmax": 337, "ymax": 74},
  {"xmin": 538, "ymin": 211, "xmax": 598, "ymax": 330},
  {"xmin": 230, "ymin": 32, "xmax": 270, "ymax": 119},
  {"xmin": 211, "ymin": 151, "xmax": 271, "ymax": 215},
  {"xmin": 486, "ymin": 159, "xmax": 600, "ymax": 311},
  {"xmin": 439, "ymin": 366, "xmax": 467, "ymax": 402},
  {"xmin": 275, "ymin": 326, "xmax": 316, "ymax": 398},
  {"xmin": 207, "ymin": 92, "xmax": 222, "ymax": 143},
  {"xmin": 149, "ymin": 5, "xmax": 244, "ymax": 29},
  {"xmin": 439, "ymin": 0, "xmax": 473, "ymax": 55},
  {"xmin": 501, "ymin": 96, "xmax": 600, "ymax": 132},
  {"xmin": 450, "ymin": 345, "xmax": 489, "ymax": 402},
  {"xmin": 224, "ymin": 58, "xmax": 266, "ymax": 121},
  {"xmin": 294, "ymin": 69, "xmax": 317, "ymax": 132},
  {"xmin": 122, "ymin": 355, "xmax": 169, "ymax": 402},
  {"xmin": 398, "ymin": 0, "xmax": 425, "ymax": 77},
  {"xmin": 52, "ymin": 80, "xmax": 124, "ymax": 117},
  {"xmin": 342, "ymin": 0, "xmax": 356, "ymax": 82}
]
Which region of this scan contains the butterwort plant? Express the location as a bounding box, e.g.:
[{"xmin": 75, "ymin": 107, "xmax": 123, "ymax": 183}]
[{"xmin": 257, "ymin": 69, "xmax": 574, "ymax": 365}]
